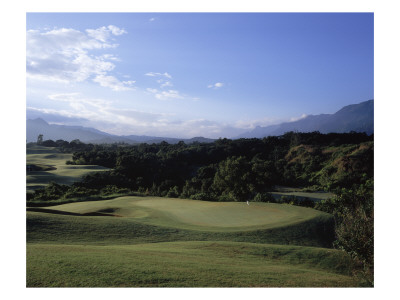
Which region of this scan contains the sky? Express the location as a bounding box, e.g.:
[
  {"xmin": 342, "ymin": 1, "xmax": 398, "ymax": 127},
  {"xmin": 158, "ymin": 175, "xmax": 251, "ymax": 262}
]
[{"xmin": 26, "ymin": 12, "xmax": 374, "ymax": 138}]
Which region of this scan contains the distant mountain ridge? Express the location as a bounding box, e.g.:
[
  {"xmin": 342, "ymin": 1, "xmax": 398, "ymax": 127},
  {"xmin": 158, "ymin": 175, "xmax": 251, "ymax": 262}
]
[
  {"xmin": 26, "ymin": 118, "xmax": 215, "ymax": 144},
  {"xmin": 27, "ymin": 100, "xmax": 373, "ymax": 143},
  {"xmin": 237, "ymin": 100, "xmax": 374, "ymax": 138}
]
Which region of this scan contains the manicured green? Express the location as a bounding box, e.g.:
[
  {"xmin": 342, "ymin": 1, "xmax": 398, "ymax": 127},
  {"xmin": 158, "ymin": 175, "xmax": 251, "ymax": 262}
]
[
  {"xmin": 45, "ymin": 196, "xmax": 330, "ymax": 232},
  {"xmin": 26, "ymin": 241, "xmax": 356, "ymax": 287}
]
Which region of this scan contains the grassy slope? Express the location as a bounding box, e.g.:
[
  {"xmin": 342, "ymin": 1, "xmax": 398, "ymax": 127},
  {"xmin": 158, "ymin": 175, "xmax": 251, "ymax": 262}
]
[
  {"xmin": 26, "ymin": 145, "xmax": 108, "ymax": 191},
  {"xmin": 26, "ymin": 241, "xmax": 356, "ymax": 287}
]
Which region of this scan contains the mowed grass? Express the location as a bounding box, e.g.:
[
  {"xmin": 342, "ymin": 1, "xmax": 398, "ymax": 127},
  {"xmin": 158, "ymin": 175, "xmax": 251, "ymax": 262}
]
[
  {"xmin": 27, "ymin": 199, "xmax": 335, "ymax": 248},
  {"xmin": 26, "ymin": 241, "xmax": 356, "ymax": 287},
  {"xmin": 26, "ymin": 197, "xmax": 345, "ymax": 286},
  {"xmin": 44, "ymin": 196, "xmax": 331, "ymax": 232},
  {"xmin": 26, "ymin": 145, "xmax": 108, "ymax": 191}
]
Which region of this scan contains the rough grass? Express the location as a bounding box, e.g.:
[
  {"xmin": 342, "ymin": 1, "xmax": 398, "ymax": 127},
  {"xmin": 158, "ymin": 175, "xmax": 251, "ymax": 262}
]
[
  {"xmin": 26, "ymin": 146, "xmax": 108, "ymax": 191},
  {"xmin": 26, "ymin": 241, "xmax": 357, "ymax": 287}
]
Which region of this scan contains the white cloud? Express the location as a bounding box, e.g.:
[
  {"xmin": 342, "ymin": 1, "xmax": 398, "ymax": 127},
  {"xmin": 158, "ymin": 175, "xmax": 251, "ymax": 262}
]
[
  {"xmin": 146, "ymin": 88, "xmax": 158, "ymax": 94},
  {"xmin": 149, "ymin": 18, "xmax": 156, "ymax": 22},
  {"xmin": 234, "ymin": 117, "xmax": 281, "ymax": 130},
  {"xmin": 290, "ymin": 114, "xmax": 308, "ymax": 122},
  {"xmin": 26, "ymin": 26, "xmax": 131, "ymax": 90},
  {"xmin": 93, "ymin": 75, "xmax": 135, "ymax": 91},
  {"xmin": 48, "ymin": 93, "xmax": 111, "ymax": 109},
  {"xmin": 147, "ymin": 88, "xmax": 184, "ymax": 100},
  {"xmin": 208, "ymin": 82, "xmax": 224, "ymax": 89},
  {"xmin": 159, "ymin": 80, "xmax": 173, "ymax": 88},
  {"xmin": 107, "ymin": 25, "xmax": 127, "ymax": 36},
  {"xmin": 145, "ymin": 72, "xmax": 172, "ymax": 79},
  {"xmin": 86, "ymin": 25, "xmax": 126, "ymax": 42},
  {"xmin": 146, "ymin": 72, "xmax": 174, "ymax": 90},
  {"xmin": 155, "ymin": 90, "xmax": 183, "ymax": 100}
]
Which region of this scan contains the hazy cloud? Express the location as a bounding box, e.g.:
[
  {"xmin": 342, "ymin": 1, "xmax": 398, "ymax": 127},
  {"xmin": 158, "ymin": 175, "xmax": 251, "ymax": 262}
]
[{"xmin": 27, "ymin": 107, "xmax": 89, "ymax": 125}]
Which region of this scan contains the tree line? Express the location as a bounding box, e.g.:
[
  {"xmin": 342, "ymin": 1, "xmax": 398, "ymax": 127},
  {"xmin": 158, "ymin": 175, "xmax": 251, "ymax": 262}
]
[{"xmin": 29, "ymin": 131, "xmax": 373, "ymax": 202}]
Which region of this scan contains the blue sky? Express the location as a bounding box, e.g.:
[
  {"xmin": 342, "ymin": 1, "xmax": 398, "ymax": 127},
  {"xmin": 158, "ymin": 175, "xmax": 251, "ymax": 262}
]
[{"xmin": 26, "ymin": 13, "xmax": 374, "ymax": 138}]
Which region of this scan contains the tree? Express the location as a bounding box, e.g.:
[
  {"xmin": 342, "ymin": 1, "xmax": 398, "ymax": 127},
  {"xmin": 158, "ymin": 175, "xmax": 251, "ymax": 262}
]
[
  {"xmin": 37, "ymin": 134, "xmax": 43, "ymax": 145},
  {"xmin": 212, "ymin": 156, "xmax": 252, "ymax": 201},
  {"xmin": 316, "ymin": 180, "xmax": 374, "ymax": 285}
]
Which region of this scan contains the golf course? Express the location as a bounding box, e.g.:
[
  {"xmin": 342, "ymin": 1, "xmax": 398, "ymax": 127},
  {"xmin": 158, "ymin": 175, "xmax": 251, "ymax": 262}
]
[
  {"xmin": 27, "ymin": 195, "xmax": 358, "ymax": 287},
  {"xmin": 26, "ymin": 140, "xmax": 372, "ymax": 287},
  {"xmin": 26, "ymin": 145, "xmax": 109, "ymax": 192}
]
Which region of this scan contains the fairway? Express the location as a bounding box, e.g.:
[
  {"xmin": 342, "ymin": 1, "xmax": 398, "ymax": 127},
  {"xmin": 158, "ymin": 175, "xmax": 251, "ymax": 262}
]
[
  {"xmin": 47, "ymin": 196, "xmax": 328, "ymax": 232},
  {"xmin": 26, "ymin": 241, "xmax": 356, "ymax": 287},
  {"xmin": 26, "ymin": 145, "xmax": 109, "ymax": 191}
]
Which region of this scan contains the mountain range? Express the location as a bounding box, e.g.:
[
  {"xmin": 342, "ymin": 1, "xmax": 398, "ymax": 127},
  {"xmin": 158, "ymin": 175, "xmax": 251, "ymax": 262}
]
[
  {"xmin": 236, "ymin": 99, "xmax": 373, "ymax": 138},
  {"xmin": 26, "ymin": 118, "xmax": 215, "ymax": 144},
  {"xmin": 26, "ymin": 100, "xmax": 373, "ymax": 144}
]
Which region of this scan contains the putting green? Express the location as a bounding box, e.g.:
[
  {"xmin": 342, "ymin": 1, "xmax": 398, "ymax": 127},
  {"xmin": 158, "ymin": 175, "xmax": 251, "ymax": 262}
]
[{"xmin": 48, "ymin": 196, "xmax": 328, "ymax": 232}]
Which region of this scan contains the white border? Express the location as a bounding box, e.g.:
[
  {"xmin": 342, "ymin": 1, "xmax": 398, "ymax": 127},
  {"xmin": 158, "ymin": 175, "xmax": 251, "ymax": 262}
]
[{"xmin": 2, "ymin": 0, "xmax": 399, "ymax": 299}]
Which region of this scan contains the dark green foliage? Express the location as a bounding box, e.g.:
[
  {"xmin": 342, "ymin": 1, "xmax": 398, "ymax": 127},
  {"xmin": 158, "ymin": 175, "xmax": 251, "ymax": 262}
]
[
  {"xmin": 212, "ymin": 156, "xmax": 252, "ymax": 201},
  {"xmin": 41, "ymin": 139, "xmax": 58, "ymax": 147},
  {"xmin": 29, "ymin": 182, "xmax": 69, "ymax": 201},
  {"xmin": 275, "ymin": 195, "xmax": 315, "ymax": 208},
  {"xmin": 315, "ymin": 180, "xmax": 374, "ymax": 285},
  {"xmin": 28, "ymin": 132, "xmax": 373, "ymax": 205},
  {"xmin": 253, "ymin": 192, "xmax": 276, "ymax": 203}
]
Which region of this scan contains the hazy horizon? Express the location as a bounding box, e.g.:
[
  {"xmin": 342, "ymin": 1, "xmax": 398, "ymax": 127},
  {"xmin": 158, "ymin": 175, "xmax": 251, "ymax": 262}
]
[{"xmin": 26, "ymin": 13, "xmax": 374, "ymax": 139}]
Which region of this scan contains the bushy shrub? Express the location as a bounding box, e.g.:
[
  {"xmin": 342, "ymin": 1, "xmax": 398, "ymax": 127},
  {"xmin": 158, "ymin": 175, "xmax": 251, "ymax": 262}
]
[
  {"xmin": 253, "ymin": 192, "xmax": 276, "ymax": 203},
  {"xmin": 64, "ymin": 186, "xmax": 97, "ymax": 199},
  {"xmin": 100, "ymin": 185, "xmax": 130, "ymax": 196},
  {"xmin": 29, "ymin": 182, "xmax": 70, "ymax": 201},
  {"xmin": 190, "ymin": 192, "xmax": 214, "ymax": 201},
  {"xmin": 217, "ymin": 194, "xmax": 234, "ymax": 202},
  {"xmin": 167, "ymin": 186, "xmax": 180, "ymax": 198}
]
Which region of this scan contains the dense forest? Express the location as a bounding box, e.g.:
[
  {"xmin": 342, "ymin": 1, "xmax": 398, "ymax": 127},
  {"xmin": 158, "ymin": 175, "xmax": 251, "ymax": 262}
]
[{"xmin": 28, "ymin": 131, "xmax": 373, "ymax": 202}]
